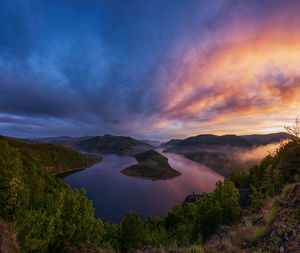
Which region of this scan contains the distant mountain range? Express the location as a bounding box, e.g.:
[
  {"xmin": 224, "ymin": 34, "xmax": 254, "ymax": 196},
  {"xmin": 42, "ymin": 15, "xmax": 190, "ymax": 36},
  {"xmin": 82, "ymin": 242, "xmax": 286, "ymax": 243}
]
[
  {"xmin": 23, "ymin": 132, "xmax": 290, "ymax": 161},
  {"xmin": 162, "ymin": 132, "xmax": 290, "ymax": 176},
  {"xmin": 163, "ymin": 132, "xmax": 289, "ymax": 151},
  {"xmin": 240, "ymin": 132, "xmax": 290, "ymax": 145},
  {"xmin": 25, "ymin": 134, "xmax": 153, "ymax": 156}
]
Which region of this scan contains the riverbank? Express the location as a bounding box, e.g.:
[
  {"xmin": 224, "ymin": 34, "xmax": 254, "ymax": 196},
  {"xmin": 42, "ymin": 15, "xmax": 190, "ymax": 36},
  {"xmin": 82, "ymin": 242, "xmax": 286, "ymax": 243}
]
[
  {"xmin": 54, "ymin": 160, "xmax": 103, "ymax": 177},
  {"xmin": 120, "ymin": 169, "xmax": 181, "ymax": 180}
]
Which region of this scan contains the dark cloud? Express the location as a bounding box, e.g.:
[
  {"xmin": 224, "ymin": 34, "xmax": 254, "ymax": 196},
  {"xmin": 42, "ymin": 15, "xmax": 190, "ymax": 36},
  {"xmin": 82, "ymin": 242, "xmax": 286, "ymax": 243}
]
[{"xmin": 0, "ymin": 0, "xmax": 299, "ymax": 139}]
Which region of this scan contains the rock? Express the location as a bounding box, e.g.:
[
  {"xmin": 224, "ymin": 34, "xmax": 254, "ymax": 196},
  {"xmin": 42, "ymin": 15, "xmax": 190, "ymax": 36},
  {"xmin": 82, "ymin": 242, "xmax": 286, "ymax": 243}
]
[
  {"xmin": 271, "ymin": 230, "xmax": 278, "ymax": 237},
  {"xmin": 284, "ymin": 232, "xmax": 289, "ymax": 241},
  {"xmin": 280, "ymin": 246, "xmax": 284, "ymax": 253},
  {"xmin": 182, "ymin": 193, "xmax": 209, "ymax": 205}
]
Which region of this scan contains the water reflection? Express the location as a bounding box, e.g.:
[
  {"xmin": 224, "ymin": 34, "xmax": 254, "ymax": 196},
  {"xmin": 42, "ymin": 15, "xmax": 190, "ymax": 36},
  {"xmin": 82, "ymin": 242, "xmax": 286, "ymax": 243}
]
[{"xmin": 62, "ymin": 150, "xmax": 223, "ymax": 223}]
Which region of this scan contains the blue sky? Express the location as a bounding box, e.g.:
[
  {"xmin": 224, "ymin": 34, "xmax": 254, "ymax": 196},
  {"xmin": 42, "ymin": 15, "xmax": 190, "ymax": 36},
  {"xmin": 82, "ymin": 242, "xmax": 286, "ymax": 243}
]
[{"xmin": 0, "ymin": 0, "xmax": 299, "ymax": 139}]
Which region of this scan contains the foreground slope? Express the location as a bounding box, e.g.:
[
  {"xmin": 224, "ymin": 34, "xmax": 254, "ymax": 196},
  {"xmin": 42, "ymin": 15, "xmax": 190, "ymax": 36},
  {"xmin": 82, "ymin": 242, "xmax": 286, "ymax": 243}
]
[
  {"xmin": 0, "ymin": 136, "xmax": 102, "ymax": 175},
  {"xmin": 121, "ymin": 150, "xmax": 181, "ymax": 179}
]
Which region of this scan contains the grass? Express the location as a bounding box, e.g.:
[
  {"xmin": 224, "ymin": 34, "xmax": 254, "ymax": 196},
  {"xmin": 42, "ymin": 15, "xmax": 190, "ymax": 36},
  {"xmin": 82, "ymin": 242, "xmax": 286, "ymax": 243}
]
[
  {"xmin": 250, "ymin": 184, "xmax": 294, "ymax": 243},
  {"xmin": 186, "ymin": 245, "xmax": 204, "ymax": 253}
]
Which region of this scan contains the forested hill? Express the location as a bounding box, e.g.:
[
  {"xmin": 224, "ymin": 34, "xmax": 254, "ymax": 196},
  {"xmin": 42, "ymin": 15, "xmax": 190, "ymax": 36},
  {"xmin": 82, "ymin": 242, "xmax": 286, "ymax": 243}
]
[
  {"xmin": 75, "ymin": 135, "xmax": 153, "ymax": 156},
  {"xmin": 163, "ymin": 132, "xmax": 290, "ymax": 151},
  {"xmin": 0, "ymin": 136, "xmax": 102, "ymax": 175},
  {"xmin": 27, "ymin": 134, "xmax": 153, "ymax": 156}
]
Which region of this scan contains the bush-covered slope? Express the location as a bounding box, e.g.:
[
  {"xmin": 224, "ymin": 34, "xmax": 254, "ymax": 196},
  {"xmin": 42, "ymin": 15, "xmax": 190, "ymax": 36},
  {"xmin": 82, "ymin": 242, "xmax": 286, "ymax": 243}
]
[
  {"xmin": 0, "ymin": 139, "xmax": 106, "ymax": 252},
  {"xmin": 0, "ymin": 136, "xmax": 102, "ymax": 175},
  {"xmin": 121, "ymin": 150, "xmax": 181, "ymax": 179}
]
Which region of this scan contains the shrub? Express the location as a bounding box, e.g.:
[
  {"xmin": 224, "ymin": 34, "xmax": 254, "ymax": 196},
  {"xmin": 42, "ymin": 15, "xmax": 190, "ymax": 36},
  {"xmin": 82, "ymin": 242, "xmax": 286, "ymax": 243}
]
[
  {"xmin": 192, "ymin": 194, "xmax": 222, "ymax": 241},
  {"xmin": 213, "ymin": 180, "xmax": 241, "ymax": 225}
]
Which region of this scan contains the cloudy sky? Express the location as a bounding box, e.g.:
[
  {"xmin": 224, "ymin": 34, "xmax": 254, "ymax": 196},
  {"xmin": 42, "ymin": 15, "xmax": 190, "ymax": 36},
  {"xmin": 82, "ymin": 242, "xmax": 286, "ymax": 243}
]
[{"xmin": 0, "ymin": 0, "xmax": 299, "ymax": 140}]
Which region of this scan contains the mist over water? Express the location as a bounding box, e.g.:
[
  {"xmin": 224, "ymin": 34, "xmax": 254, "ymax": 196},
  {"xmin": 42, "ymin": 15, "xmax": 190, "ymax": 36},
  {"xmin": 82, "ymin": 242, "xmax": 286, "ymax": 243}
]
[
  {"xmin": 236, "ymin": 141, "xmax": 284, "ymax": 162},
  {"xmin": 62, "ymin": 150, "xmax": 223, "ymax": 223}
]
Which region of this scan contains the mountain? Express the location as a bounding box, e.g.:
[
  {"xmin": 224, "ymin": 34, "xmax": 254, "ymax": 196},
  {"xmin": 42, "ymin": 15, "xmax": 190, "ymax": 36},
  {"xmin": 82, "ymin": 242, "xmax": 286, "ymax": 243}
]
[
  {"xmin": 0, "ymin": 135, "xmax": 102, "ymax": 175},
  {"xmin": 184, "ymin": 151, "xmax": 256, "ymax": 177},
  {"xmin": 121, "ymin": 150, "xmax": 181, "ymax": 179},
  {"xmin": 163, "ymin": 132, "xmax": 290, "ymax": 176},
  {"xmin": 164, "ymin": 134, "xmax": 252, "ymax": 148},
  {"xmin": 241, "ymin": 132, "xmax": 290, "ymax": 145},
  {"xmin": 23, "ymin": 135, "xmax": 93, "ymax": 147},
  {"xmin": 75, "ymin": 135, "xmax": 153, "ymax": 156},
  {"xmin": 163, "ymin": 134, "xmax": 253, "ymax": 155},
  {"xmin": 139, "ymin": 139, "xmax": 163, "ymax": 148},
  {"xmin": 26, "ymin": 134, "xmax": 153, "ymax": 156},
  {"xmin": 163, "ymin": 132, "xmax": 290, "ymax": 153}
]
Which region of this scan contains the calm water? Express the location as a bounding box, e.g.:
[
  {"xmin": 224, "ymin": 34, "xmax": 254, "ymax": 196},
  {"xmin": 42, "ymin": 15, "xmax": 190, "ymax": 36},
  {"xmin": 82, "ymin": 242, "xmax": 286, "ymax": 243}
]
[{"xmin": 62, "ymin": 149, "xmax": 223, "ymax": 223}]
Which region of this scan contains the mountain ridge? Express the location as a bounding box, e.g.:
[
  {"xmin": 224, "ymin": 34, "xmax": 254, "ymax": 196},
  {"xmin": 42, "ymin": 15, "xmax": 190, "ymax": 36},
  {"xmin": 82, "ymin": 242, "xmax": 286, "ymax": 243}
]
[{"xmin": 24, "ymin": 134, "xmax": 153, "ymax": 156}]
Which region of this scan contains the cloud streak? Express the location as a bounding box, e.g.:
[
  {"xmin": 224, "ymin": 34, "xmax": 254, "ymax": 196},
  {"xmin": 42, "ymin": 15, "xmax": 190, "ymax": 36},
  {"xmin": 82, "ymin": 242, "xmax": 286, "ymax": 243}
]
[{"xmin": 0, "ymin": 0, "xmax": 299, "ymax": 139}]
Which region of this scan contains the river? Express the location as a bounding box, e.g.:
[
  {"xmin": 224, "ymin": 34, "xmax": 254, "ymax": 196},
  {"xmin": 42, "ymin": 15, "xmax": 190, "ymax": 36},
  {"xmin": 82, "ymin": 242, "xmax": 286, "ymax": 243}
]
[{"xmin": 62, "ymin": 149, "xmax": 223, "ymax": 223}]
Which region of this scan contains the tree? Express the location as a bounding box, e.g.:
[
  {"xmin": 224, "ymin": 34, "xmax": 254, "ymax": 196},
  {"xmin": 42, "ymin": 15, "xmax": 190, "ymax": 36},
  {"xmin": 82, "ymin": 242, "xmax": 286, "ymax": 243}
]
[
  {"xmin": 284, "ymin": 116, "xmax": 300, "ymax": 143},
  {"xmin": 249, "ymin": 185, "xmax": 265, "ymax": 213},
  {"xmin": 213, "ymin": 180, "xmax": 241, "ymax": 225},
  {"xmin": 191, "ymin": 194, "xmax": 222, "ymax": 241},
  {"xmin": 144, "ymin": 216, "xmax": 168, "ymax": 247},
  {"xmin": 0, "ymin": 141, "xmax": 25, "ymax": 219},
  {"xmin": 119, "ymin": 212, "xmax": 144, "ymax": 252}
]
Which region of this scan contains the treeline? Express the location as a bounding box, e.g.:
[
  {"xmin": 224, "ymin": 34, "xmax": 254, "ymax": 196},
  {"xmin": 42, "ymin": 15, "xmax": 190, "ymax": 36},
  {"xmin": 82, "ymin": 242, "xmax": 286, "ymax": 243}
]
[{"xmin": 1, "ymin": 135, "xmax": 300, "ymax": 252}]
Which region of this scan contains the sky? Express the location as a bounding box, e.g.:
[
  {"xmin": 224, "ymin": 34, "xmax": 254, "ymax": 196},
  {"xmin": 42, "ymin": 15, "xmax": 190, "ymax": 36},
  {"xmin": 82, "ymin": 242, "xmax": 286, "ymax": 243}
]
[{"xmin": 0, "ymin": 0, "xmax": 300, "ymax": 140}]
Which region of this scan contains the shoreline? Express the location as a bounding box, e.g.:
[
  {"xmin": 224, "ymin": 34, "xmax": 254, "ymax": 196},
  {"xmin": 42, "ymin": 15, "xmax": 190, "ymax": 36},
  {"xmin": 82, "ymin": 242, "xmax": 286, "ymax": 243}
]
[
  {"xmin": 120, "ymin": 170, "xmax": 182, "ymax": 181},
  {"xmin": 53, "ymin": 159, "xmax": 103, "ymax": 177}
]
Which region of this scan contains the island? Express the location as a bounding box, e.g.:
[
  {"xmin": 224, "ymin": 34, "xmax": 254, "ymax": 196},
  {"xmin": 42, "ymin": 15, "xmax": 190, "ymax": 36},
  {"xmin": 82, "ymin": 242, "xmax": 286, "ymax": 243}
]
[{"xmin": 121, "ymin": 149, "xmax": 181, "ymax": 180}]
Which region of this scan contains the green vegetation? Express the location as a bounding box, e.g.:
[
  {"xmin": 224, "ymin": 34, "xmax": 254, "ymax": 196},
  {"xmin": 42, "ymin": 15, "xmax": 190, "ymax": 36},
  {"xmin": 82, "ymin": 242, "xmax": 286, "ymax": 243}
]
[
  {"xmin": 121, "ymin": 150, "xmax": 181, "ymax": 179},
  {"xmin": 0, "ymin": 136, "xmax": 102, "ymax": 175},
  {"xmin": 0, "ymin": 139, "xmax": 105, "ymax": 252},
  {"xmin": 76, "ymin": 135, "xmax": 152, "ymax": 156},
  {"xmin": 0, "ymin": 120, "xmax": 299, "ymax": 252}
]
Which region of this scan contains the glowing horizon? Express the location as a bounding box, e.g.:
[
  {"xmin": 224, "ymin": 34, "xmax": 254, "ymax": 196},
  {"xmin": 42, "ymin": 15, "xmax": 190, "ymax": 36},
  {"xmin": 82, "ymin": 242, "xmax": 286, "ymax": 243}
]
[{"xmin": 0, "ymin": 0, "xmax": 299, "ymax": 140}]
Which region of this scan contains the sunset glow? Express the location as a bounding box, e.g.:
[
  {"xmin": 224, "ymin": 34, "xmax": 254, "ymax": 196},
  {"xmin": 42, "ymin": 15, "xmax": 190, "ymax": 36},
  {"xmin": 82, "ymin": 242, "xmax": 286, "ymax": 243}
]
[{"xmin": 0, "ymin": 0, "xmax": 299, "ymax": 139}]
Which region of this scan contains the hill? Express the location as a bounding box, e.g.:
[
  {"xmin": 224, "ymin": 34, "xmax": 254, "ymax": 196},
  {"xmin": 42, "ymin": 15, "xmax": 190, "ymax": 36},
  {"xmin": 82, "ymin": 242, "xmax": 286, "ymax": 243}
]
[
  {"xmin": 75, "ymin": 135, "xmax": 153, "ymax": 156},
  {"xmin": 164, "ymin": 134, "xmax": 253, "ymax": 149},
  {"xmin": 24, "ymin": 135, "xmax": 93, "ymax": 147},
  {"xmin": 0, "ymin": 135, "xmax": 102, "ymax": 175},
  {"xmin": 121, "ymin": 150, "xmax": 181, "ymax": 179},
  {"xmin": 241, "ymin": 132, "xmax": 290, "ymax": 145},
  {"xmin": 184, "ymin": 151, "xmax": 244, "ymax": 177},
  {"xmin": 27, "ymin": 134, "xmax": 153, "ymax": 156},
  {"xmin": 163, "ymin": 132, "xmax": 290, "ymax": 153}
]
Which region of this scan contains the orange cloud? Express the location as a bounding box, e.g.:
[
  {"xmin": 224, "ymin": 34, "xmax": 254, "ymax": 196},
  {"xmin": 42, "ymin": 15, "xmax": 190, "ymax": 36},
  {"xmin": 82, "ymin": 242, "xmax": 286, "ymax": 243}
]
[{"xmin": 156, "ymin": 17, "xmax": 300, "ymax": 136}]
